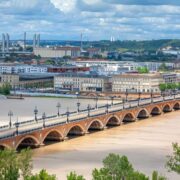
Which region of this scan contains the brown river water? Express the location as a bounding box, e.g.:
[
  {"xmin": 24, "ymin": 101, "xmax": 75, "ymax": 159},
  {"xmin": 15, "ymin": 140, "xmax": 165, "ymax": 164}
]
[
  {"xmin": 33, "ymin": 111, "xmax": 180, "ymax": 180},
  {"xmin": 0, "ymin": 97, "xmax": 179, "ymax": 179}
]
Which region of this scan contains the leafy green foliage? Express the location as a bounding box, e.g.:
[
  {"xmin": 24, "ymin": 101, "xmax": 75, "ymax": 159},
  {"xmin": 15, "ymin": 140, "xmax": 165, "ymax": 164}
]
[
  {"xmin": 0, "ymin": 148, "xmax": 33, "ymax": 180},
  {"xmin": 26, "ymin": 169, "xmax": 57, "ymax": 180},
  {"xmin": 159, "ymin": 84, "xmax": 167, "ymax": 91},
  {"xmin": 137, "ymin": 67, "xmax": 149, "ymax": 73},
  {"xmin": 19, "ymin": 148, "xmax": 33, "ymax": 179},
  {"xmin": 159, "ymin": 83, "xmax": 179, "ymax": 91},
  {"xmin": 0, "ymin": 149, "xmax": 19, "ymax": 180},
  {"xmin": 158, "ymin": 63, "xmax": 169, "ymax": 72},
  {"xmin": 152, "ymin": 171, "xmax": 167, "ymax": 180},
  {"xmin": 0, "ymin": 83, "xmax": 11, "ymax": 95},
  {"xmin": 166, "ymin": 143, "xmax": 180, "ymax": 174},
  {"xmin": 67, "ymin": 171, "xmax": 85, "ymax": 180},
  {"xmin": 92, "ymin": 153, "xmax": 150, "ymax": 180}
]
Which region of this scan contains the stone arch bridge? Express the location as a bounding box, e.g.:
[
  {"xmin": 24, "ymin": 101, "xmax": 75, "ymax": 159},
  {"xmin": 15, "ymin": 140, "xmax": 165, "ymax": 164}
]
[{"xmin": 0, "ymin": 98, "xmax": 179, "ymax": 150}]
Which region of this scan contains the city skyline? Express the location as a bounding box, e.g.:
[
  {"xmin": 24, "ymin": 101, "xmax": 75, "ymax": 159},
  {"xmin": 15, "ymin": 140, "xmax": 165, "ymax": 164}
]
[{"xmin": 0, "ymin": 0, "xmax": 180, "ymax": 40}]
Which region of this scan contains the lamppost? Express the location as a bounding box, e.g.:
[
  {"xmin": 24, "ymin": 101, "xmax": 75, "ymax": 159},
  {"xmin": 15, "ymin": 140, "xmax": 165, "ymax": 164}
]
[
  {"xmin": 8, "ymin": 110, "xmax": 13, "ymax": 128},
  {"xmin": 106, "ymin": 103, "xmax": 109, "ymax": 113},
  {"xmin": 111, "ymin": 96, "xmax": 114, "ymax": 106},
  {"xmin": 34, "ymin": 106, "xmax": 38, "ymax": 122},
  {"xmin": 56, "ymin": 102, "xmax": 61, "ymax": 116},
  {"xmin": 151, "ymin": 90, "xmax": 153, "ymax": 103},
  {"xmin": 122, "ymin": 98, "xmax": 125, "ymax": 109},
  {"xmin": 95, "ymin": 96, "xmax": 98, "ymax": 109},
  {"xmin": 125, "ymin": 89, "xmax": 128, "ymax": 102},
  {"xmin": 163, "ymin": 93, "xmax": 165, "ymax": 101},
  {"xmin": 14, "ymin": 118, "xmax": 19, "ymax": 136},
  {"xmin": 66, "ymin": 108, "xmax": 70, "ymax": 123},
  {"xmin": 87, "ymin": 104, "xmax": 91, "ymax": 117},
  {"xmin": 77, "ymin": 100, "xmax": 81, "ymax": 112},
  {"xmin": 42, "ymin": 112, "xmax": 46, "ymax": 128},
  {"xmin": 76, "ymin": 92, "xmax": 81, "ymax": 112},
  {"xmin": 138, "ymin": 92, "xmax": 141, "ymax": 106}
]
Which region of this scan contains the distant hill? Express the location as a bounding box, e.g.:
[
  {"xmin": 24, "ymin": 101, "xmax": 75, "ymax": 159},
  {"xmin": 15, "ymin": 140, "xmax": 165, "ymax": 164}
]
[{"xmin": 84, "ymin": 39, "xmax": 180, "ymax": 52}]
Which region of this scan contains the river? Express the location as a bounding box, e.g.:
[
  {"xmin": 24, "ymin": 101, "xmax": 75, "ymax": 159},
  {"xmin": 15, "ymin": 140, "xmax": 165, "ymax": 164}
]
[
  {"xmin": 0, "ymin": 97, "xmax": 179, "ymax": 179},
  {"xmin": 0, "ymin": 97, "xmax": 109, "ymax": 124},
  {"xmin": 33, "ymin": 111, "xmax": 180, "ymax": 180}
]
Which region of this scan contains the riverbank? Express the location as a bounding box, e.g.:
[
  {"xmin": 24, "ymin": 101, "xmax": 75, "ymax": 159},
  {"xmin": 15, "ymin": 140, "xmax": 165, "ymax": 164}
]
[{"xmin": 33, "ymin": 111, "xmax": 180, "ymax": 180}]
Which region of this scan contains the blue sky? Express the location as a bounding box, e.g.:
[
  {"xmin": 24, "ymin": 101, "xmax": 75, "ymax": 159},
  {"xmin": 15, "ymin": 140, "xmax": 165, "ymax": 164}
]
[{"xmin": 0, "ymin": 0, "xmax": 180, "ymax": 40}]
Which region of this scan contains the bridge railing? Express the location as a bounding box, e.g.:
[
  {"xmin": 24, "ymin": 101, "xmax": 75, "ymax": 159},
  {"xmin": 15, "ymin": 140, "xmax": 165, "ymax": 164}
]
[{"xmin": 0, "ymin": 95, "xmax": 180, "ymax": 140}]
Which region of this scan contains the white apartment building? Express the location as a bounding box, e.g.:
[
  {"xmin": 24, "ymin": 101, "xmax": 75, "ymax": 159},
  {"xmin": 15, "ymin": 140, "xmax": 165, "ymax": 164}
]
[
  {"xmin": 111, "ymin": 73, "xmax": 164, "ymax": 93},
  {"xmin": 0, "ymin": 64, "xmax": 48, "ymax": 74},
  {"xmin": 54, "ymin": 74, "xmax": 111, "ymax": 92},
  {"xmin": 34, "ymin": 46, "xmax": 81, "ymax": 58},
  {"xmin": 69, "ymin": 60, "xmax": 175, "ymax": 74}
]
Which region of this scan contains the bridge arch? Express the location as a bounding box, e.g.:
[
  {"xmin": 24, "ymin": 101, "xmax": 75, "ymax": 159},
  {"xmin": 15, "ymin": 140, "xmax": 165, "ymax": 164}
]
[
  {"xmin": 16, "ymin": 135, "xmax": 40, "ymax": 150},
  {"xmin": 173, "ymin": 102, "xmax": 180, "ymax": 110},
  {"xmin": 150, "ymin": 106, "xmax": 161, "ymax": 116},
  {"xmin": 43, "ymin": 129, "xmax": 63, "ymax": 144},
  {"xmin": 66, "ymin": 124, "xmax": 85, "ymax": 137},
  {"xmin": 137, "ymin": 109, "xmax": 149, "ymax": 119},
  {"xmin": 87, "ymin": 120, "xmax": 104, "ymax": 132},
  {"xmin": 0, "ymin": 144, "xmax": 10, "ymax": 150},
  {"xmin": 162, "ymin": 104, "xmax": 172, "ymax": 113},
  {"xmin": 122, "ymin": 113, "xmax": 136, "ymax": 123},
  {"xmin": 106, "ymin": 115, "xmax": 121, "ymax": 126}
]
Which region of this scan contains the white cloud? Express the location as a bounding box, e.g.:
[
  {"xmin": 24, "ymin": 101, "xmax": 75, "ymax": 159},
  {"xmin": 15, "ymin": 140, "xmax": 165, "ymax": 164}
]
[
  {"xmin": 0, "ymin": 0, "xmax": 180, "ymax": 40},
  {"xmin": 50, "ymin": 0, "xmax": 77, "ymax": 13}
]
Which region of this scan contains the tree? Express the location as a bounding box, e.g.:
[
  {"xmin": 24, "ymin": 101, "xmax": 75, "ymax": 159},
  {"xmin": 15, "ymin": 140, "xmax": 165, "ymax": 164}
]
[
  {"xmin": 0, "ymin": 83, "xmax": 11, "ymax": 95},
  {"xmin": 158, "ymin": 63, "xmax": 168, "ymax": 72},
  {"xmin": 18, "ymin": 148, "xmax": 33, "ymax": 179},
  {"xmin": 159, "ymin": 83, "xmax": 166, "ymax": 92},
  {"xmin": 166, "ymin": 143, "xmax": 180, "ymax": 174},
  {"xmin": 92, "ymin": 153, "xmax": 135, "ymax": 179},
  {"xmin": 152, "ymin": 171, "xmax": 167, "ymax": 180},
  {"xmin": 26, "ymin": 169, "xmax": 57, "ymax": 180},
  {"xmin": 67, "ymin": 171, "xmax": 85, "ymax": 180},
  {"xmin": 0, "ymin": 149, "xmax": 19, "ymax": 180},
  {"xmin": 137, "ymin": 67, "xmax": 149, "ymax": 74}
]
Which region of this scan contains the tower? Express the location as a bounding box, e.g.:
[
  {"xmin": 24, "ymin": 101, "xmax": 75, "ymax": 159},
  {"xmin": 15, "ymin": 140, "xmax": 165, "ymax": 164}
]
[
  {"xmin": 24, "ymin": 32, "xmax": 26, "ymax": 51},
  {"xmin": 37, "ymin": 34, "xmax": 40, "ymax": 48},
  {"xmin": 33, "ymin": 34, "xmax": 36, "ymax": 49},
  {"xmin": 6, "ymin": 33, "xmax": 9, "ymax": 52},
  {"xmin": 2, "ymin": 34, "xmax": 5, "ymax": 53},
  {"xmin": 80, "ymin": 33, "xmax": 83, "ymax": 52}
]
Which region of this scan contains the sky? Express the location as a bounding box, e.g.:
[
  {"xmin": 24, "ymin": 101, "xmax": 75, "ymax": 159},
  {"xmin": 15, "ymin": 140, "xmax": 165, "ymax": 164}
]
[{"xmin": 0, "ymin": 0, "xmax": 180, "ymax": 40}]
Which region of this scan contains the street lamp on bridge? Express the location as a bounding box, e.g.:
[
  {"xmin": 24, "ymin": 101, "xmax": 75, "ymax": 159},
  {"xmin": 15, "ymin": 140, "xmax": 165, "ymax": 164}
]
[
  {"xmin": 110, "ymin": 96, "xmax": 114, "ymax": 106},
  {"xmin": 76, "ymin": 92, "xmax": 81, "ymax": 112},
  {"xmin": 95, "ymin": 96, "xmax": 98, "ymax": 109},
  {"xmin": 34, "ymin": 106, "xmax": 38, "ymax": 122},
  {"xmin": 125, "ymin": 89, "xmax": 128, "ymax": 102},
  {"xmin": 8, "ymin": 110, "xmax": 13, "ymax": 128},
  {"xmin": 151, "ymin": 90, "xmax": 153, "ymax": 103},
  {"xmin": 14, "ymin": 118, "xmax": 19, "ymax": 136},
  {"xmin": 138, "ymin": 91, "xmax": 142, "ymax": 106},
  {"xmin": 56, "ymin": 102, "xmax": 61, "ymax": 116},
  {"xmin": 87, "ymin": 104, "xmax": 91, "ymax": 117},
  {"xmin": 42, "ymin": 112, "xmax": 46, "ymax": 128},
  {"xmin": 66, "ymin": 108, "xmax": 70, "ymax": 123},
  {"xmin": 122, "ymin": 98, "xmax": 125, "ymax": 109},
  {"xmin": 106, "ymin": 103, "xmax": 109, "ymax": 113}
]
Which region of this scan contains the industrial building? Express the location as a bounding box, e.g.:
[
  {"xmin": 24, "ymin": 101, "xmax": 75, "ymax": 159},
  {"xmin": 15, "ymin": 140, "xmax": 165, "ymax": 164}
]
[{"xmin": 33, "ymin": 46, "xmax": 81, "ymax": 58}]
